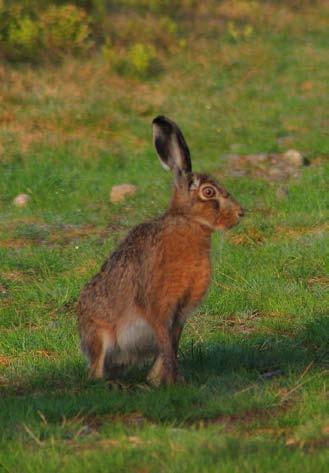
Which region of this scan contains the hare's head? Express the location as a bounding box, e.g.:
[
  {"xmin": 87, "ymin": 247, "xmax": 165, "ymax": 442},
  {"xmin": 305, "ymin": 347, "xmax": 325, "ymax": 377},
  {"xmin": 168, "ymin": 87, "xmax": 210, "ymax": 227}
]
[{"xmin": 153, "ymin": 116, "xmax": 244, "ymax": 231}]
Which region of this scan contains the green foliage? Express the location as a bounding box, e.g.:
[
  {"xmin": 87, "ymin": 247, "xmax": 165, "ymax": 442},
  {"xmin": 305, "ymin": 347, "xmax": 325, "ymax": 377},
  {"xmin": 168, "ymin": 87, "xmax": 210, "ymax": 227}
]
[
  {"xmin": 40, "ymin": 5, "xmax": 92, "ymax": 57},
  {"xmin": 101, "ymin": 41, "xmax": 158, "ymax": 78},
  {"xmin": 7, "ymin": 15, "xmax": 39, "ymax": 60},
  {"xmin": 0, "ymin": 0, "xmax": 189, "ymax": 64},
  {"xmin": 111, "ymin": 0, "xmax": 197, "ymax": 14},
  {"xmin": 127, "ymin": 43, "xmax": 156, "ymax": 76},
  {"xmin": 0, "ymin": 3, "xmax": 92, "ymax": 62},
  {"xmin": 226, "ymin": 21, "xmax": 254, "ymax": 42},
  {"xmin": 1, "ymin": 0, "xmax": 328, "ymax": 65}
]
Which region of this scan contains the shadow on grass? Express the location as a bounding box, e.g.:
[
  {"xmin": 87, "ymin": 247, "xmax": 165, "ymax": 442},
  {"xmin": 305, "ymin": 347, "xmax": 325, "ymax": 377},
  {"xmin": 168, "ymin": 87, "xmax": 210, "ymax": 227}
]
[
  {"xmin": 182, "ymin": 315, "xmax": 329, "ymax": 380},
  {"xmin": 1, "ymin": 316, "xmax": 328, "ymax": 434}
]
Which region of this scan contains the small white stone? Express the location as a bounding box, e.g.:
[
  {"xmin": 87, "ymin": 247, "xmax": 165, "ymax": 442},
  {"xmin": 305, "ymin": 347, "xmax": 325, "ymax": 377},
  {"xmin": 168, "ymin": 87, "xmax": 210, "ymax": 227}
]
[
  {"xmin": 13, "ymin": 193, "xmax": 30, "ymax": 207},
  {"xmin": 110, "ymin": 184, "xmax": 137, "ymax": 203},
  {"xmin": 283, "ymin": 149, "xmax": 304, "ymax": 167}
]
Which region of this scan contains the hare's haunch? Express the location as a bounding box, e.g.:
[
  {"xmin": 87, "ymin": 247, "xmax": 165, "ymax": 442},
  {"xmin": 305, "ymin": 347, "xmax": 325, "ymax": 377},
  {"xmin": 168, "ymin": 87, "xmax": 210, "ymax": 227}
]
[{"xmin": 77, "ymin": 116, "xmax": 244, "ymax": 386}]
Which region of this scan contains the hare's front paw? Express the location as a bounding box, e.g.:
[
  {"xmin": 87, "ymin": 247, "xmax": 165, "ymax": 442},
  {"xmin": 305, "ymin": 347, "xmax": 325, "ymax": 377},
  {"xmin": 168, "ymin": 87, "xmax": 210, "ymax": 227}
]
[
  {"xmin": 147, "ymin": 356, "xmax": 184, "ymax": 387},
  {"xmin": 176, "ymin": 372, "xmax": 186, "ymax": 384},
  {"xmin": 147, "ymin": 356, "xmax": 164, "ymax": 387}
]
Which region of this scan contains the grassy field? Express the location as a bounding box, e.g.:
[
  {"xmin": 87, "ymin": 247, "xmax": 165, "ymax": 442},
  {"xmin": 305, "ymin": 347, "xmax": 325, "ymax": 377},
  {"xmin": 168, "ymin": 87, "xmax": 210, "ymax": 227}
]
[{"xmin": 1, "ymin": 2, "xmax": 329, "ymax": 472}]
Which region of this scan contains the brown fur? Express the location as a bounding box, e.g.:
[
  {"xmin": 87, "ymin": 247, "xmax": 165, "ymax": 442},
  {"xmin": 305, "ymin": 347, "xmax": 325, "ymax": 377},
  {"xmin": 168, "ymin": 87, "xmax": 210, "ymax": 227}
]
[{"xmin": 77, "ymin": 117, "xmax": 243, "ymax": 385}]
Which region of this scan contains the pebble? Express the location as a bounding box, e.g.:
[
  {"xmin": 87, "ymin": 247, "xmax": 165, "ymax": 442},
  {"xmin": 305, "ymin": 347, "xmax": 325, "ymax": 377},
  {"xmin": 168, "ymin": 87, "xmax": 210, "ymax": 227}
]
[
  {"xmin": 283, "ymin": 149, "xmax": 304, "ymax": 167},
  {"xmin": 13, "ymin": 193, "xmax": 30, "ymax": 207}
]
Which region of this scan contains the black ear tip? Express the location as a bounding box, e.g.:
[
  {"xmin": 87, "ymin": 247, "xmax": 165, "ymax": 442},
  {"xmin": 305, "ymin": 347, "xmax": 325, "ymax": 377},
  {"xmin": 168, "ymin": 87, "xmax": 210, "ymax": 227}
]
[{"xmin": 152, "ymin": 115, "xmax": 171, "ymax": 126}]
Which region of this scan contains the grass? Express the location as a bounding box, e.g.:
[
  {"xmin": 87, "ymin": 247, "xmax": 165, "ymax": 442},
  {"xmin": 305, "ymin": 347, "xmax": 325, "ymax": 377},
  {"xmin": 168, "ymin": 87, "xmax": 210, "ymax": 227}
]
[{"xmin": 1, "ymin": 2, "xmax": 329, "ymax": 471}]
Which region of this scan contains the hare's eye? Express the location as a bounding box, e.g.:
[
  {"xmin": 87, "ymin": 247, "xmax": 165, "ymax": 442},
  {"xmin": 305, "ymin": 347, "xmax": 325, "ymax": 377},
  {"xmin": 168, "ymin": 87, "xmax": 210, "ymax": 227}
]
[{"xmin": 202, "ymin": 186, "xmax": 216, "ymax": 199}]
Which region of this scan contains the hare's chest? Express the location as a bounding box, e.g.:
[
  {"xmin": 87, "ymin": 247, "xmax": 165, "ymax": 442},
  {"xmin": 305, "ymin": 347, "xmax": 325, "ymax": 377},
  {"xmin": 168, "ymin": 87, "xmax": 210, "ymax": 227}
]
[
  {"xmin": 185, "ymin": 253, "xmax": 211, "ymax": 307},
  {"xmin": 159, "ymin": 228, "xmax": 212, "ymax": 308},
  {"xmin": 166, "ymin": 247, "xmax": 211, "ymax": 308}
]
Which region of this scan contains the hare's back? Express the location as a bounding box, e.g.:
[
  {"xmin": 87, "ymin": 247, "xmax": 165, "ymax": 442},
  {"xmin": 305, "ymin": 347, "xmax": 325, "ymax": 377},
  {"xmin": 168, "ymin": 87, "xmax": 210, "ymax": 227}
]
[
  {"xmin": 103, "ymin": 218, "xmax": 164, "ymax": 272},
  {"xmin": 77, "ymin": 219, "xmax": 164, "ymax": 320}
]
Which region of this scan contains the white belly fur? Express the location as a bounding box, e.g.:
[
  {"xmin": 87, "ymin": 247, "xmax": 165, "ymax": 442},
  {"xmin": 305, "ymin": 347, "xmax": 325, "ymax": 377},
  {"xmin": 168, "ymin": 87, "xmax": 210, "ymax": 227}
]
[{"xmin": 111, "ymin": 318, "xmax": 158, "ymax": 366}]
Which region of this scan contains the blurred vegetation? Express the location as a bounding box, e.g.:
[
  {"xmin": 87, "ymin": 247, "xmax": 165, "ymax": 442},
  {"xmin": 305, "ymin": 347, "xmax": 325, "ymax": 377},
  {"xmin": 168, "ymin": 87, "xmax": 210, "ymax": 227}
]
[
  {"xmin": 0, "ymin": 0, "xmax": 186, "ymax": 72},
  {"xmin": 1, "ymin": 0, "xmax": 327, "ymax": 76}
]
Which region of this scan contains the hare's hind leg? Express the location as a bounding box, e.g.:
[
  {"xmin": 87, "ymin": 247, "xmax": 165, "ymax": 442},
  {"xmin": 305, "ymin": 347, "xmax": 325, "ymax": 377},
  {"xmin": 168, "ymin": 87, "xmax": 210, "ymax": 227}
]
[{"xmin": 83, "ymin": 323, "xmax": 116, "ymax": 380}]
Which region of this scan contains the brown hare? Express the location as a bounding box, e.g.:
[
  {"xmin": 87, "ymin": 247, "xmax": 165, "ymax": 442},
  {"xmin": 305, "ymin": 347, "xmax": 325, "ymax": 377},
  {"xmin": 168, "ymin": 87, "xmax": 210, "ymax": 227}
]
[{"xmin": 77, "ymin": 116, "xmax": 244, "ymax": 386}]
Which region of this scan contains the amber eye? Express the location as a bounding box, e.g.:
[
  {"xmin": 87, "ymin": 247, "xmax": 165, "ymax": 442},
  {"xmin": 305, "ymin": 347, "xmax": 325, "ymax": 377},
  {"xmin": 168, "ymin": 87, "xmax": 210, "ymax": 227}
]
[{"xmin": 201, "ymin": 186, "xmax": 216, "ymax": 199}]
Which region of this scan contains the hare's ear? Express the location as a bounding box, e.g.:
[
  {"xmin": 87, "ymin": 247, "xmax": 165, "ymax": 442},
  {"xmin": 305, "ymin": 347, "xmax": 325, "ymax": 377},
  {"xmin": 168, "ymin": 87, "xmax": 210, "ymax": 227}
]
[{"xmin": 152, "ymin": 116, "xmax": 192, "ymax": 174}]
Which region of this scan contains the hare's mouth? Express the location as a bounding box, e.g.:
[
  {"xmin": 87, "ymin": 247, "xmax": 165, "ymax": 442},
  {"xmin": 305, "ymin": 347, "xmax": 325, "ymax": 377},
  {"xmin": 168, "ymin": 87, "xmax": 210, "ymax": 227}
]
[{"xmin": 216, "ymin": 215, "xmax": 242, "ymax": 231}]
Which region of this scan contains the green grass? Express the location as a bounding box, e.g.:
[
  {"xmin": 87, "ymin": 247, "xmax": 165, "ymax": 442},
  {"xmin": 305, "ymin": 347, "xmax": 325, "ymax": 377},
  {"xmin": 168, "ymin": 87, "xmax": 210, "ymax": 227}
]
[{"xmin": 1, "ymin": 3, "xmax": 329, "ymax": 472}]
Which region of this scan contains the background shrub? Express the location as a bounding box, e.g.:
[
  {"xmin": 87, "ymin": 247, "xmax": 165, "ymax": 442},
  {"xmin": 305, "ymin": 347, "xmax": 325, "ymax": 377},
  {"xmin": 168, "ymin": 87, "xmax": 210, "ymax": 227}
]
[
  {"xmin": 0, "ymin": 3, "xmax": 92, "ymax": 62},
  {"xmin": 40, "ymin": 5, "xmax": 92, "ymax": 59},
  {"xmin": 7, "ymin": 14, "xmax": 39, "ymax": 61},
  {"xmin": 0, "ymin": 0, "xmax": 327, "ymax": 74},
  {"xmin": 127, "ymin": 43, "xmax": 156, "ymax": 76}
]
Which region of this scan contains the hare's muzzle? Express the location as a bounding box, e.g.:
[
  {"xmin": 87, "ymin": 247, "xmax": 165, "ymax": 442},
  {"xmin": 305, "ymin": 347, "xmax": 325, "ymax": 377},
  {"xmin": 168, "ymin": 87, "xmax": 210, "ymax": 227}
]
[{"xmin": 216, "ymin": 197, "xmax": 244, "ymax": 230}]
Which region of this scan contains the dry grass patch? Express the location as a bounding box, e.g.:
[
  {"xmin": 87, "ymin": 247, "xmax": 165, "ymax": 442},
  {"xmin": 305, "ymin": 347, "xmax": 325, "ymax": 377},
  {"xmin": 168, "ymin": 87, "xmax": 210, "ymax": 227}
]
[
  {"xmin": 0, "ymin": 355, "xmax": 11, "ymax": 367},
  {"xmin": 49, "ymin": 224, "xmax": 108, "ymax": 245},
  {"xmin": 0, "ymin": 60, "xmax": 162, "ymax": 156},
  {"xmin": 1, "ymin": 271, "xmax": 26, "ymax": 282},
  {"xmin": 1, "ymin": 223, "xmax": 113, "ymax": 248},
  {"xmin": 0, "ymin": 239, "xmax": 31, "ymax": 249},
  {"xmin": 307, "ymin": 276, "xmax": 329, "ymax": 287},
  {"xmin": 217, "ymin": 312, "xmax": 265, "ymax": 335},
  {"xmin": 193, "ymin": 403, "xmax": 292, "ymax": 433},
  {"xmin": 275, "ymin": 222, "xmax": 329, "ymax": 240},
  {"xmin": 286, "ymin": 435, "xmax": 329, "ymax": 452},
  {"xmin": 229, "ymin": 222, "xmax": 328, "ymax": 246},
  {"xmin": 229, "ymin": 227, "xmax": 266, "ymax": 246}
]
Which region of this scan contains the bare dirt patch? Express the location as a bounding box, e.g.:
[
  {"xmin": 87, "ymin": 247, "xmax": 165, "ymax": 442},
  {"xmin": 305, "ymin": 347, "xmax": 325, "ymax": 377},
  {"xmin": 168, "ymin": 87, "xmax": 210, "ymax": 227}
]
[{"xmin": 223, "ymin": 150, "xmax": 307, "ymax": 182}]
